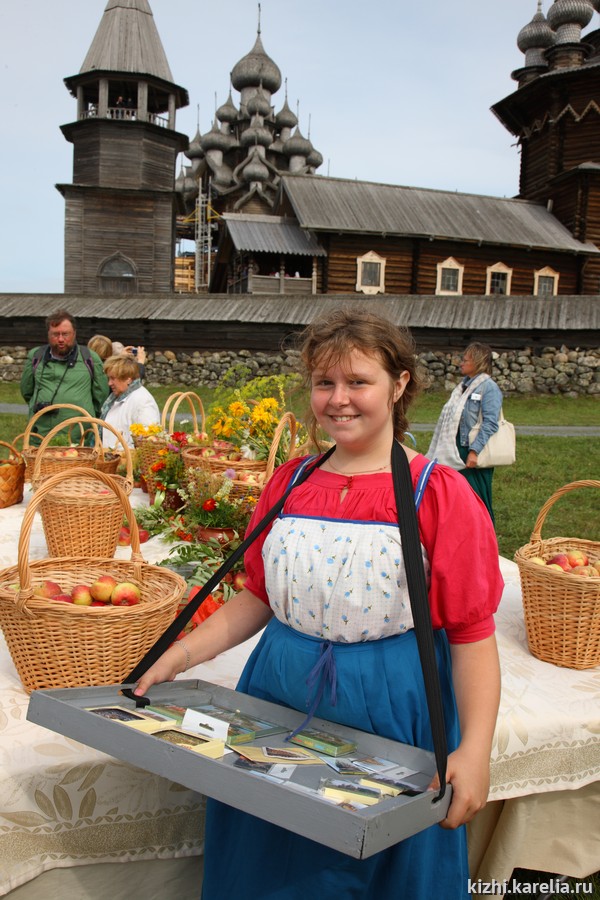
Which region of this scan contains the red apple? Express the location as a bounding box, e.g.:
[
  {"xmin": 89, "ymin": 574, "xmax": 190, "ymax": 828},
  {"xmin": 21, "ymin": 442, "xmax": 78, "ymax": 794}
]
[
  {"xmin": 138, "ymin": 528, "xmax": 150, "ymax": 544},
  {"xmin": 63, "ymin": 448, "xmax": 79, "ymax": 458},
  {"xmin": 91, "ymin": 600, "xmax": 108, "ymax": 606},
  {"xmin": 111, "ymin": 581, "xmax": 141, "ymax": 606},
  {"xmin": 117, "ymin": 526, "xmax": 131, "ymax": 546},
  {"xmin": 90, "ymin": 575, "xmax": 118, "ymax": 602},
  {"xmin": 546, "ymin": 564, "xmax": 565, "ymax": 572},
  {"xmin": 71, "ymin": 584, "xmax": 93, "ymax": 606},
  {"xmin": 34, "ymin": 579, "xmax": 63, "ymax": 599},
  {"xmin": 566, "ymin": 550, "xmax": 588, "ymax": 568},
  {"xmin": 53, "ymin": 593, "xmax": 74, "ymax": 603},
  {"xmin": 546, "ymin": 554, "xmax": 570, "ymax": 572}
]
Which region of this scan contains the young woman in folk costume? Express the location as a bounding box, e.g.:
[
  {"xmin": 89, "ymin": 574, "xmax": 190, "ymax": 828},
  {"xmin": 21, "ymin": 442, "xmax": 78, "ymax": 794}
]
[{"xmin": 135, "ymin": 308, "xmax": 502, "ymax": 900}]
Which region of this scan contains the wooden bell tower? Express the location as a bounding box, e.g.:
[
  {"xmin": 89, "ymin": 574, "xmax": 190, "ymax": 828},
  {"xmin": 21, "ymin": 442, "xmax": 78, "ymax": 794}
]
[{"xmin": 57, "ymin": 0, "xmax": 189, "ymax": 294}]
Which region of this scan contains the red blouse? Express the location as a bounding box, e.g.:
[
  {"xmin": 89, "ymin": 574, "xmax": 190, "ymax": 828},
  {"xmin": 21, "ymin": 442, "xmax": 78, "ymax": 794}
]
[{"xmin": 243, "ymin": 453, "xmax": 503, "ymax": 644}]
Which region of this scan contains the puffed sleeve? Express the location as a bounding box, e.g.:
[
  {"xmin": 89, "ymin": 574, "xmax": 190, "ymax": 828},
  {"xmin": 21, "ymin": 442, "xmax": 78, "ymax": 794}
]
[
  {"xmin": 242, "ymin": 457, "xmax": 307, "ymax": 605},
  {"xmin": 416, "ymin": 462, "xmax": 504, "ymax": 643}
]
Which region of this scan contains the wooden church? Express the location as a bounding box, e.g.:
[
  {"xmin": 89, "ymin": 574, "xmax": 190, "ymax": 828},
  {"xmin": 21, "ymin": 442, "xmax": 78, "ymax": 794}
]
[{"xmin": 57, "ymin": 0, "xmax": 600, "ymax": 302}]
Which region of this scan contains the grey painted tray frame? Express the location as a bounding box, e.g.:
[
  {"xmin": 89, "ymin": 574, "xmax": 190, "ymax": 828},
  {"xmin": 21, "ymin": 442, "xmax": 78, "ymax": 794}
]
[{"xmin": 27, "ymin": 679, "xmax": 452, "ymax": 859}]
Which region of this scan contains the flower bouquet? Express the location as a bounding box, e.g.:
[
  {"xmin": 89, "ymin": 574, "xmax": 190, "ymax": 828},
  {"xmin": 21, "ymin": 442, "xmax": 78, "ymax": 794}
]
[
  {"xmin": 145, "ymin": 431, "xmax": 189, "ymax": 510},
  {"xmin": 176, "ymin": 464, "xmax": 253, "ymax": 542}
]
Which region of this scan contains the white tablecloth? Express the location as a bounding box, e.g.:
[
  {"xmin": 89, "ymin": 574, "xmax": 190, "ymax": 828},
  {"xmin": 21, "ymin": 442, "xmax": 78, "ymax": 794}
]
[{"xmin": 0, "ymin": 487, "xmax": 598, "ymax": 894}]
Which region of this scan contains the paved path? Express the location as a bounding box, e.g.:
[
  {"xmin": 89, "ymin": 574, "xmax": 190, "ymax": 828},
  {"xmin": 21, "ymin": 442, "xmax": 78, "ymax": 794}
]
[{"xmin": 2, "ymin": 403, "xmax": 598, "ymax": 436}]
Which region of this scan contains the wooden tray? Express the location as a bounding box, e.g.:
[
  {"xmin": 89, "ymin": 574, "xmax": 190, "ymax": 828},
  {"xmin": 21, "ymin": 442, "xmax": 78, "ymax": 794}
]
[{"xmin": 27, "ymin": 678, "xmax": 451, "ymax": 858}]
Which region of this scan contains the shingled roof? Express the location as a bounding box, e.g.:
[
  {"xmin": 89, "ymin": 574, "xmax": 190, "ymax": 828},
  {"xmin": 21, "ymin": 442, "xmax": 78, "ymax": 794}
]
[
  {"xmin": 222, "ymin": 214, "xmax": 326, "ymax": 256},
  {"xmin": 79, "ymin": 0, "xmax": 174, "ymax": 81},
  {"xmin": 280, "ymin": 174, "xmax": 599, "ymax": 256}
]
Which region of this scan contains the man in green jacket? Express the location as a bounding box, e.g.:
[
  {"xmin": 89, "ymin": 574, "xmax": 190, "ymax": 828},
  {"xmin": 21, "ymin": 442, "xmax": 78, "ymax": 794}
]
[{"xmin": 20, "ymin": 309, "xmax": 110, "ymax": 438}]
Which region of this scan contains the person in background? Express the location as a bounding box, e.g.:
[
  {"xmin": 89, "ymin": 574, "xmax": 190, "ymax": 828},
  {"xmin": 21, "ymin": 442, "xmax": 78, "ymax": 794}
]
[
  {"xmin": 20, "ymin": 310, "xmax": 109, "ymax": 438},
  {"xmin": 87, "ymin": 334, "xmax": 113, "ymax": 362},
  {"xmin": 100, "ymin": 355, "xmax": 159, "ymax": 448},
  {"xmin": 427, "ymin": 343, "xmax": 503, "ymax": 523},
  {"xmin": 134, "ymin": 308, "xmax": 502, "ymax": 900},
  {"xmin": 112, "ymin": 341, "xmax": 147, "ymax": 380}
]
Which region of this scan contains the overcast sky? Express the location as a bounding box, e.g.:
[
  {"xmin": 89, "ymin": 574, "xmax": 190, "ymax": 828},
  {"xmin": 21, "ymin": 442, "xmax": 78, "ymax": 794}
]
[{"xmin": 2, "ymin": 0, "xmax": 592, "ymax": 294}]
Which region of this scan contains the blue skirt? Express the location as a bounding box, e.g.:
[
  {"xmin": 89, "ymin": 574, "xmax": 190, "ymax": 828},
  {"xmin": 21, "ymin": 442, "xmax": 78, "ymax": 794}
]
[{"xmin": 201, "ymin": 619, "xmax": 469, "ymax": 900}]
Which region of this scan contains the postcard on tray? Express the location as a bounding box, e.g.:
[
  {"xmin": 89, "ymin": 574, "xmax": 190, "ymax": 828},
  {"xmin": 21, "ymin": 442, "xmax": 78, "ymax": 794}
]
[
  {"xmin": 85, "ymin": 706, "xmax": 166, "ymax": 732},
  {"xmin": 321, "ymin": 756, "xmax": 372, "ymax": 775},
  {"xmin": 288, "ymin": 727, "xmax": 357, "ymax": 757},
  {"xmin": 148, "ymin": 727, "xmax": 225, "ymax": 759},
  {"xmin": 318, "ymin": 778, "xmax": 382, "ymax": 806},
  {"xmin": 234, "ymin": 745, "xmax": 322, "ymax": 765}
]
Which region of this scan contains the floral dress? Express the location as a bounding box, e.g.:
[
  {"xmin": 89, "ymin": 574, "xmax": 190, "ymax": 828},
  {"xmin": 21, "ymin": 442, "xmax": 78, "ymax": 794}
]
[{"xmin": 201, "ymin": 454, "xmax": 503, "ymax": 900}]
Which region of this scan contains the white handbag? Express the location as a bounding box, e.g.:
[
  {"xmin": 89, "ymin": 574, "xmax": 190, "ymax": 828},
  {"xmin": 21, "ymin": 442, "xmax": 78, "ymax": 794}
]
[{"xmin": 468, "ymin": 409, "xmax": 516, "ymax": 468}]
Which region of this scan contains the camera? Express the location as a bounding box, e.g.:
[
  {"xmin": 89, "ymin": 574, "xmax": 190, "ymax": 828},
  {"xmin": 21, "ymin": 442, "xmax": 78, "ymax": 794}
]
[
  {"xmin": 34, "ymin": 401, "xmax": 51, "ymax": 413},
  {"xmin": 131, "ymin": 347, "xmax": 138, "ymax": 357}
]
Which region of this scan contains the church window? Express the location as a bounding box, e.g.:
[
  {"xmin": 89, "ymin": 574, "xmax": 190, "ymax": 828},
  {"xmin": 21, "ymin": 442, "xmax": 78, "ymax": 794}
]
[
  {"xmin": 436, "ymin": 257, "xmax": 464, "ymax": 295},
  {"xmin": 485, "ymin": 262, "xmax": 512, "ymax": 296},
  {"xmin": 356, "ymin": 251, "xmax": 386, "ymax": 294},
  {"xmin": 97, "ymin": 252, "xmax": 138, "ymax": 294},
  {"xmin": 534, "ymin": 267, "xmax": 559, "ymax": 297}
]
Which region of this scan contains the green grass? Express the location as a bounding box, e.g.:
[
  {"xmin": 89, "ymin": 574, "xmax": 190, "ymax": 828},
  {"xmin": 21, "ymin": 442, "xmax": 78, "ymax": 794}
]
[{"xmin": 412, "ymin": 391, "xmax": 600, "ymax": 426}]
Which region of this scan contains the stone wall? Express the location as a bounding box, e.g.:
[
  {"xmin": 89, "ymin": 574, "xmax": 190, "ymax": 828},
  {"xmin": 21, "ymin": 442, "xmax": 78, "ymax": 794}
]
[{"xmin": 1, "ymin": 345, "xmax": 598, "ymax": 396}]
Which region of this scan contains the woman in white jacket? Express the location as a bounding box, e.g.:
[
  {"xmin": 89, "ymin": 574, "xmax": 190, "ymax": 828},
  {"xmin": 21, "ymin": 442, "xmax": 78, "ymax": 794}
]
[{"xmin": 100, "ymin": 355, "xmax": 159, "ymax": 448}]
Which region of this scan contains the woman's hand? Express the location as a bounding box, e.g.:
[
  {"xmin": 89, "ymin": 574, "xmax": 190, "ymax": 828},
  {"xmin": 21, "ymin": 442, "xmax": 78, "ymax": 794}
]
[
  {"xmin": 465, "ymin": 449, "xmax": 479, "ymax": 468},
  {"xmin": 430, "ymin": 744, "xmax": 491, "ymax": 829},
  {"xmin": 134, "ymin": 643, "xmax": 188, "ymax": 697}
]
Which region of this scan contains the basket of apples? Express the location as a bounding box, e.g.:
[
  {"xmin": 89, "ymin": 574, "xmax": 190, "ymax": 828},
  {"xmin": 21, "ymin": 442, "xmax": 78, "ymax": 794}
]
[
  {"xmin": 514, "ymin": 479, "xmax": 600, "ymax": 669},
  {"xmin": 0, "ymin": 467, "xmax": 186, "ymax": 693},
  {"xmin": 21, "ymin": 403, "xmax": 99, "ymax": 481},
  {"xmin": 32, "ymin": 417, "xmax": 135, "ymax": 559}
]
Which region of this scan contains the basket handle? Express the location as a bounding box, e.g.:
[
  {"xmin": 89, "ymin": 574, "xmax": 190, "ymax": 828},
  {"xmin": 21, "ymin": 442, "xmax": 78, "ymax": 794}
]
[
  {"xmin": 160, "ymin": 391, "xmax": 184, "ymax": 430},
  {"xmin": 22, "ymin": 403, "xmax": 95, "ymax": 450},
  {"xmin": 15, "ymin": 466, "xmax": 144, "ymax": 614},
  {"xmin": 528, "ymin": 479, "xmax": 600, "ymax": 542},
  {"xmin": 32, "ymin": 416, "xmax": 133, "ymax": 485},
  {"xmin": 0, "ymin": 440, "xmax": 24, "ymax": 463},
  {"xmin": 264, "ymin": 412, "xmax": 298, "ymax": 480},
  {"xmin": 164, "ymin": 390, "xmax": 206, "ymax": 435}
]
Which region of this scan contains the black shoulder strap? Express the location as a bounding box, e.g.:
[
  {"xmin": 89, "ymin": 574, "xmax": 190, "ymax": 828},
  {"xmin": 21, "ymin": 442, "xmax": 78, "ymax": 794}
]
[
  {"xmin": 391, "ymin": 440, "xmax": 448, "ymax": 800},
  {"xmin": 79, "ymin": 345, "xmax": 95, "ymax": 379},
  {"xmin": 31, "ymin": 346, "xmax": 48, "ymax": 374},
  {"xmin": 121, "ymin": 447, "xmax": 334, "ymax": 695}
]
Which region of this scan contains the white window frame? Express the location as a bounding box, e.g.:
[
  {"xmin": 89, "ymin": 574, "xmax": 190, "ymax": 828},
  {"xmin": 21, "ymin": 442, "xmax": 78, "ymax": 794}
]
[
  {"xmin": 533, "ymin": 266, "xmax": 559, "ymax": 297},
  {"xmin": 435, "ymin": 257, "xmax": 464, "ymax": 295},
  {"xmin": 485, "ymin": 262, "xmax": 512, "ymax": 296},
  {"xmin": 356, "ymin": 251, "xmax": 386, "ymax": 295}
]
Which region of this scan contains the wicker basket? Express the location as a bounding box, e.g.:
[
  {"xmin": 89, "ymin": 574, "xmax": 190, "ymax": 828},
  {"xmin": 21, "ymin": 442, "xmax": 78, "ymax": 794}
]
[
  {"xmin": 32, "ymin": 417, "xmax": 133, "ymax": 558},
  {"xmin": 514, "ymin": 479, "xmax": 600, "ymax": 670},
  {"xmin": 161, "ymin": 390, "xmax": 206, "ymax": 435},
  {"xmin": 67, "ymin": 421, "xmax": 122, "ymax": 475},
  {"xmin": 188, "ymin": 412, "xmax": 298, "ymax": 509},
  {"xmin": 0, "ymin": 468, "xmax": 186, "ymax": 693},
  {"xmin": 0, "ymin": 441, "xmax": 26, "ymax": 509},
  {"xmin": 22, "ymin": 403, "xmax": 98, "ymax": 481}
]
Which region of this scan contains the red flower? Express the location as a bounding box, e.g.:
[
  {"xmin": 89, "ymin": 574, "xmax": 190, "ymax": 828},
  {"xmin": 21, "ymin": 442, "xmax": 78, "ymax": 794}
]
[
  {"xmin": 172, "ymin": 432, "xmax": 188, "ymax": 445},
  {"xmin": 202, "ymin": 498, "xmax": 217, "ymax": 512},
  {"xmin": 151, "ymin": 460, "xmax": 166, "ymax": 472}
]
